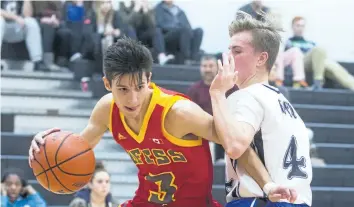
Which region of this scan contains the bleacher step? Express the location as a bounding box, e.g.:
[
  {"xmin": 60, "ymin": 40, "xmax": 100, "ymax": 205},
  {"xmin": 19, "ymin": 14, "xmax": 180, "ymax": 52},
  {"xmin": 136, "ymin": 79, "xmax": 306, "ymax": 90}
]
[{"xmin": 289, "ymin": 88, "xmax": 354, "ymax": 106}]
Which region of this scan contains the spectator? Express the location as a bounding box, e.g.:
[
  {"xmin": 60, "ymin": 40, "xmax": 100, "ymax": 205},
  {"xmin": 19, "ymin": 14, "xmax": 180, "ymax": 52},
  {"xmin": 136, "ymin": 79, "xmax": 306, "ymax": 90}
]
[
  {"xmin": 30, "ymin": 1, "xmax": 63, "ymax": 71},
  {"xmin": 286, "ymin": 16, "xmax": 354, "ymax": 91},
  {"xmin": 1, "ymin": 168, "xmax": 46, "ymax": 207},
  {"xmin": 238, "ymin": 0, "xmax": 270, "ymax": 21},
  {"xmin": 69, "ymin": 161, "xmax": 118, "ymax": 207},
  {"xmin": 119, "ymin": 0, "xmax": 174, "ymax": 65},
  {"xmin": 0, "ymin": 0, "xmax": 46, "ymax": 71},
  {"xmin": 155, "ymin": 0, "xmax": 203, "ymax": 64},
  {"xmin": 59, "ymin": 0, "xmax": 99, "ymax": 64},
  {"xmin": 274, "ymin": 47, "xmax": 309, "ymax": 88},
  {"xmin": 95, "ymin": 0, "xmax": 136, "ymax": 52}
]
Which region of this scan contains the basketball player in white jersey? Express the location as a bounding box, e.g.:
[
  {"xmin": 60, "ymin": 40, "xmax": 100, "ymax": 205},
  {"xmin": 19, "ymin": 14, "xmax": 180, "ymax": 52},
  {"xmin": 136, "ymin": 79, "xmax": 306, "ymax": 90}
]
[{"xmin": 209, "ymin": 12, "xmax": 312, "ymax": 207}]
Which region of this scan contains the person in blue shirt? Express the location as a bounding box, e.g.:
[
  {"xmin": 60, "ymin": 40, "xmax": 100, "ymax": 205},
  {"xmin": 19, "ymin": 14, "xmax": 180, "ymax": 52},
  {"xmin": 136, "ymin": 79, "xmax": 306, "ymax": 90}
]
[{"xmin": 1, "ymin": 169, "xmax": 46, "ymax": 207}]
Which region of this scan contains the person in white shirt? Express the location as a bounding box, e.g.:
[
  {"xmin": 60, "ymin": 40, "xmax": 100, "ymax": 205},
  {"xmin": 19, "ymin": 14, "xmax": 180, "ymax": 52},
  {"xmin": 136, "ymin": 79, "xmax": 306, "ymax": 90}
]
[{"xmin": 209, "ymin": 12, "xmax": 312, "ymax": 207}]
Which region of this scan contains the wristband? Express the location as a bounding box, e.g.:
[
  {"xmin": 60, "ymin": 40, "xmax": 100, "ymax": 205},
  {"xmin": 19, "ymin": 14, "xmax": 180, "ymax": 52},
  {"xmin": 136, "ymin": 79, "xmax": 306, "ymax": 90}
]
[{"xmin": 263, "ymin": 182, "xmax": 278, "ymax": 196}]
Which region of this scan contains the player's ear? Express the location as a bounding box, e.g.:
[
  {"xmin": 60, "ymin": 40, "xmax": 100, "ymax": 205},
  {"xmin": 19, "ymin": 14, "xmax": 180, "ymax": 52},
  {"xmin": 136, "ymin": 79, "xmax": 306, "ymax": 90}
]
[
  {"xmin": 257, "ymin": 52, "xmax": 268, "ymax": 69},
  {"xmin": 102, "ymin": 76, "xmax": 112, "ymax": 91},
  {"xmin": 147, "ymin": 72, "xmax": 152, "ymax": 83}
]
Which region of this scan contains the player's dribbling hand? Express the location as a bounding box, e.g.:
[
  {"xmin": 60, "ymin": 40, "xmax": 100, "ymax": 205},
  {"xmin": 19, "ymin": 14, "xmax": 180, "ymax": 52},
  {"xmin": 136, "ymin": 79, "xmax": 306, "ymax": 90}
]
[
  {"xmin": 209, "ymin": 53, "xmax": 238, "ymax": 95},
  {"xmin": 28, "ymin": 127, "xmax": 61, "ymax": 168},
  {"xmin": 267, "ymin": 185, "xmax": 297, "ymax": 203}
]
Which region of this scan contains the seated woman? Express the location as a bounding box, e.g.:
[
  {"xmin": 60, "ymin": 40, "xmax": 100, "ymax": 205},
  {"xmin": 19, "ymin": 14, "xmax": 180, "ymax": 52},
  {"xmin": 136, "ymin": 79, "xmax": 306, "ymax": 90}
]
[
  {"xmin": 94, "ymin": 0, "xmax": 136, "ymax": 51},
  {"xmin": 274, "ymin": 47, "xmax": 308, "ymax": 89},
  {"xmin": 69, "ymin": 161, "xmax": 118, "ymax": 207},
  {"xmin": 1, "ymin": 168, "xmax": 46, "ymax": 207}
]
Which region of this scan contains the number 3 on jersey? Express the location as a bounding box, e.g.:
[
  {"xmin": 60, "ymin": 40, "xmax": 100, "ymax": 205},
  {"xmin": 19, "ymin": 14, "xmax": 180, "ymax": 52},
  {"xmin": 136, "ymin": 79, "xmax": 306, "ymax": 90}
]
[
  {"xmin": 283, "ymin": 135, "xmax": 308, "ymax": 180},
  {"xmin": 145, "ymin": 172, "xmax": 177, "ymax": 204}
]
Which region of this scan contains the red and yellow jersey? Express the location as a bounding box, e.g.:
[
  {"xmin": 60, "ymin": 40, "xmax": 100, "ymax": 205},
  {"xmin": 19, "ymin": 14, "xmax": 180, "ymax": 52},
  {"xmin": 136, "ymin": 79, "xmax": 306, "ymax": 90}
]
[{"xmin": 109, "ymin": 83, "xmax": 219, "ymax": 207}]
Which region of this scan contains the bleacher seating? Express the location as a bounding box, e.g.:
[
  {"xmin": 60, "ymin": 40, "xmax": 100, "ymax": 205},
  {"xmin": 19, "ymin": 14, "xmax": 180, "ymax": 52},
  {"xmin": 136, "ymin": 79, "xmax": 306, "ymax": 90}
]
[{"xmin": 1, "ymin": 62, "xmax": 354, "ymax": 207}]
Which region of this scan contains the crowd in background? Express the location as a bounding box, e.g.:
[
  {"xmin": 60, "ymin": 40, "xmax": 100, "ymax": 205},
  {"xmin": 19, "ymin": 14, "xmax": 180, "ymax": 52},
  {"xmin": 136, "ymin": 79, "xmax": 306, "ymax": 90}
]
[{"xmin": 1, "ymin": 0, "xmax": 354, "ymax": 206}]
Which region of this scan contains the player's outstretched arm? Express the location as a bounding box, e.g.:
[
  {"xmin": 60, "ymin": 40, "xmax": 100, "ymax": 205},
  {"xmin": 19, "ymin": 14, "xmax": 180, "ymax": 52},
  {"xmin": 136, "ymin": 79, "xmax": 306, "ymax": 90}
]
[
  {"xmin": 164, "ymin": 99, "xmax": 221, "ymax": 144},
  {"xmin": 79, "ymin": 93, "xmax": 112, "ymax": 147},
  {"xmin": 28, "ymin": 94, "xmax": 112, "ymax": 167}
]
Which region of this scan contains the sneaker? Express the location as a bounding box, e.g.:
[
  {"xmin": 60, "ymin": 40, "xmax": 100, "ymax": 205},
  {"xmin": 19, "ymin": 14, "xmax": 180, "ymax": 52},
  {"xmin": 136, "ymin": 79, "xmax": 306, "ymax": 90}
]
[
  {"xmin": 33, "ymin": 61, "xmax": 49, "ymax": 71},
  {"xmin": 275, "ymin": 80, "xmax": 283, "ymax": 87},
  {"xmin": 158, "ymin": 53, "xmax": 174, "ymax": 65},
  {"xmin": 312, "ymin": 80, "xmax": 323, "ymax": 90},
  {"xmin": 293, "ymin": 80, "xmax": 309, "ymax": 89}
]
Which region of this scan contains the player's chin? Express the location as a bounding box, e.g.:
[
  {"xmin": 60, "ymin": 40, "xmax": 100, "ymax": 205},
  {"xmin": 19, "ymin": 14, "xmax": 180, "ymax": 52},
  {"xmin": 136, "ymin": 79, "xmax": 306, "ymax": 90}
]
[{"xmin": 123, "ymin": 106, "xmax": 140, "ymax": 117}]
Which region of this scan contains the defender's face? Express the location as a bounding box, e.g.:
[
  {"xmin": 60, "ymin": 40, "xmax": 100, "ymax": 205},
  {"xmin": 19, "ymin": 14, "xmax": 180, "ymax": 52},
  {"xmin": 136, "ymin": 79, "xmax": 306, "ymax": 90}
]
[
  {"xmin": 229, "ymin": 31, "xmax": 259, "ymax": 86},
  {"xmin": 104, "ymin": 72, "xmax": 152, "ymax": 119},
  {"xmin": 292, "ymin": 19, "xmax": 305, "ymax": 37}
]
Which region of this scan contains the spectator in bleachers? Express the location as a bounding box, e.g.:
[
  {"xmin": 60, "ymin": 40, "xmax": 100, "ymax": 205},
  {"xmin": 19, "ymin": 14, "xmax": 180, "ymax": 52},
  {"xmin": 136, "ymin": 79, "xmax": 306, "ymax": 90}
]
[
  {"xmin": 69, "ymin": 161, "xmax": 118, "ymax": 207},
  {"xmin": 30, "ymin": 1, "xmax": 63, "ymax": 71},
  {"xmin": 238, "ymin": 0, "xmax": 269, "ymax": 21},
  {"xmin": 58, "ymin": 0, "xmax": 100, "ymax": 65},
  {"xmin": 0, "ymin": 0, "xmax": 46, "ymax": 71},
  {"xmin": 155, "ymin": 0, "xmax": 203, "ymax": 64},
  {"xmin": 274, "ymin": 46, "xmax": 309, "ymax": 88},
  {"xmin": 287, "ymin": 16, "xmax": 354, "ymax": 91},
  {"xmin": 119, "ymin": 0, "xmax": 175, "ymax": 65},
  {"xmin": 1, "ymin": 168, "xmax": 46, "ymax": 207},
  {"xmin": 94, "ymin": 0, "xmax": 136, "ymax": 52}
]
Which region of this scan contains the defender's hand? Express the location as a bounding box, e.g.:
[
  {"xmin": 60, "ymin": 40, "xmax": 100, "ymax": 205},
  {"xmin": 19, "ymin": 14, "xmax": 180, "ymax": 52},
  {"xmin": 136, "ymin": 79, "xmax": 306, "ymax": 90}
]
[
  {"xmin": 28, "ymin": 128, "xmax": 61, "ymax": 168},
  {"xmin": 265, "ymin": 183, "xmax": 297, "ymax": 203},
  {"xmin": 210, "ymin": 53, "xmax": 238, "ymax": 95}
]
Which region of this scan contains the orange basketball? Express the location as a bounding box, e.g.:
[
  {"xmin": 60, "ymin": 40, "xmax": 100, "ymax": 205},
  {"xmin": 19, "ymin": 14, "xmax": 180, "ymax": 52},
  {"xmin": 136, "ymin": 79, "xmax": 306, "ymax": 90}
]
[{"xmin": 31, "ymin": 131, "xmax": 96, "ymax": 194}]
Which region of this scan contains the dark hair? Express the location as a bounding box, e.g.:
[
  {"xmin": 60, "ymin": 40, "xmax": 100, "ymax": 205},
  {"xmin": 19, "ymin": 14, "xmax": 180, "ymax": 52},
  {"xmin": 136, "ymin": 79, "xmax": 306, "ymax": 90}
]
[
  {"xmin": 201, "ymin": 54, "xmax": 217, "ymax": 63},
  {"xmin": 103, "ymin": 37, "xmax": 153, "ymax": 85},
  {"xmin": 90, "ymin": 161, "xmax": 109, "ymax": 182},
  {"xmin": 1, "ymin": 168, "xmax": 27, "ymax": 187}
]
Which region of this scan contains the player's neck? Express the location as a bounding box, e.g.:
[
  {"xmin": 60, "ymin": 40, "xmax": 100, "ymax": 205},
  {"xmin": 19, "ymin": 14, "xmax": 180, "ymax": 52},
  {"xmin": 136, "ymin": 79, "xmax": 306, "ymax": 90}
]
[
  {"xmin": 238, "ymin": 72, "xmax": 269, "ymax": 89},
  {"xmin": 90, "ymin": 193, "xmax": 105, "ymax": 206}
]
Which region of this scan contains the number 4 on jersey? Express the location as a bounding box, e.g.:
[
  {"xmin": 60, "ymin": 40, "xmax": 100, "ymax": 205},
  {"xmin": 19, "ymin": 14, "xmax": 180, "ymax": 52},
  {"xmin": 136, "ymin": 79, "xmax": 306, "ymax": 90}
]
[{"xmin": 283, "ymin": 136, "xmax": 308, "ymax": 180}]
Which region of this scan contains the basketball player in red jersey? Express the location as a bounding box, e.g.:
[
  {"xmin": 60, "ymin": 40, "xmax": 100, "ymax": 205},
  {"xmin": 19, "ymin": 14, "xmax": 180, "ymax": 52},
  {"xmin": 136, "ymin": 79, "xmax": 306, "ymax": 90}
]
[{"xmin": 28, "ymin": 38, "xmax": 296, "ymax": 207}]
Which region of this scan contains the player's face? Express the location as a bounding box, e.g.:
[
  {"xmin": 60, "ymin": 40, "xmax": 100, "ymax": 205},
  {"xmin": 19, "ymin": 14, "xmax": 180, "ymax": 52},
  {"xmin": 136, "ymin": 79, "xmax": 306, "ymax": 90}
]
[
  {"xmin": 90, "ymin": 171, "xmax": 110, "ymax": 198},
  {"xmin": 104, "ymin": 72, "xmax": 152, "ymax": 119},
  {"xmin": 292, "ymin": 19, "xmax": 305, "ymax": 37},
  {"xmin": 3, "ymin": 174, "xmax": 22, "ymax": 200},
  {"xmin": 200, "ymin": 59, "xmax": 217, "ymax": 84},
  {"xmin": 229, "ymin": 31, "xmax": 260, "ymax": 86}
]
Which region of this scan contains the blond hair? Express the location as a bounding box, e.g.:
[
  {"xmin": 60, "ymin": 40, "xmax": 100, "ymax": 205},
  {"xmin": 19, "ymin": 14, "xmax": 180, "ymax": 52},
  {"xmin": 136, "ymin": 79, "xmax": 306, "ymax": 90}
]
[{"xmin": 229, "ymin": 11, "xmax": 283, "ymax": 71}]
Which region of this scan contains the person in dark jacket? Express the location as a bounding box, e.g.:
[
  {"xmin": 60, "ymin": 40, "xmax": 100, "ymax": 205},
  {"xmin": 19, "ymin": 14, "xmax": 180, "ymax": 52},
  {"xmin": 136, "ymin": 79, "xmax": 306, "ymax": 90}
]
[
  {"xmin": 119, "ymin": 0, "xmax": 174, "ymax": 65},
  {"xmin": 57, "ymin": 0, "xmax": 98, "ymax": 65},
  {"xmin": 238, "ymin": 1, "xmax": 270, "ymax": 21},
  {"xmin": 154, "ymin": 0, "xmax": 203, "ymax": 64}
]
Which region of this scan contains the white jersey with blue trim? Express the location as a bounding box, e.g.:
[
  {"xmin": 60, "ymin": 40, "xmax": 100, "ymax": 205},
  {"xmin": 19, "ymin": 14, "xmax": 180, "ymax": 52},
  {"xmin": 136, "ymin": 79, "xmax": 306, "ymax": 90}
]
[{"xmin": 224, "ymin": 83, "xmax": 312, "ymax": 206}]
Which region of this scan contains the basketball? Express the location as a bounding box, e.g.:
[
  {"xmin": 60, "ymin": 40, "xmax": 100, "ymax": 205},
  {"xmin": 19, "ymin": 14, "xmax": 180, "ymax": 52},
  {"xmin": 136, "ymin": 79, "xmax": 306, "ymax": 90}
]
[{"xmin": 30, "ymin": 131, "xmax": 96, "ymax": 194}]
